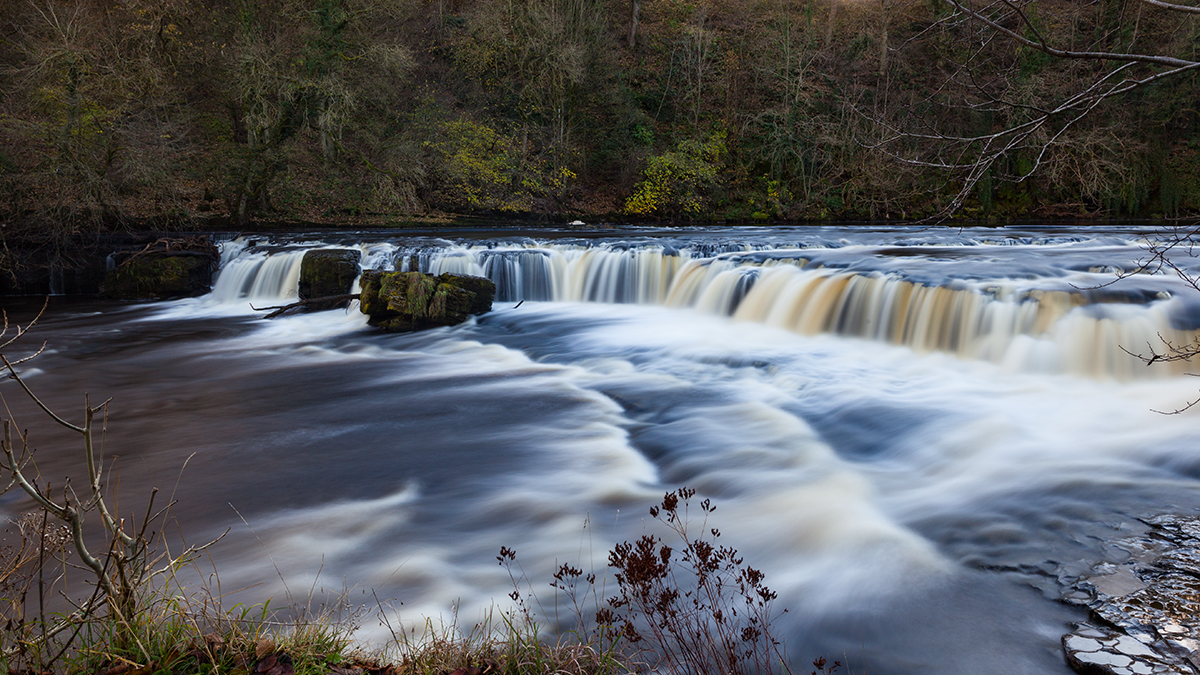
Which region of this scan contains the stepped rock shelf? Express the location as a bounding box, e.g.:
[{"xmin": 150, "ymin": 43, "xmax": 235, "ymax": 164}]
[
  {"xmin": 1057, "ymin": 515, "xmax": 1200, "ymax": 675},
  {"xmin": 984, "ymin": 514, "xmax": 1200, "ymax": 675}
]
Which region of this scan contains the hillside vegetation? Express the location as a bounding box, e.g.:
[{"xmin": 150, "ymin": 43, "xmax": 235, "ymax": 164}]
[{"xmin": 2, "ymin": 0, "xmax": 1199, "ymax": 236}]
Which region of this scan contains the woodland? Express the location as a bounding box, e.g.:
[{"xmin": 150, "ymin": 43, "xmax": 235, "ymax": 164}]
[{"xmin": 2, "ymin": 0, "xmax": 1200, "ymax": 240}]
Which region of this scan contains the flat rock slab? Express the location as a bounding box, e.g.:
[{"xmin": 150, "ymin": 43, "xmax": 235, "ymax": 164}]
[
  {"xmin": 1064, "ymin": 623, "xmax": 1176, "ymax": 675},
  {"xmin": 1058, "ymin": 515, "xmax": 1200, "ymax": 675}
]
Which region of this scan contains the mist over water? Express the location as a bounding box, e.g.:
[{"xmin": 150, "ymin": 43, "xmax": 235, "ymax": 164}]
[{"xmin": 4, "ymin": 225, "xmax": 1200, "ymax": 675}]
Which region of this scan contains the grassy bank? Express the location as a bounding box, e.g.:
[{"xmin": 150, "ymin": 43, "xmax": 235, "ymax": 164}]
[
  {"xmin": 2, "ymin": 489, "xmax": 826, "ymax": 675},
  {"xmin": 0, "ymin": 554, "xmax": 634, "ymax": 675}
]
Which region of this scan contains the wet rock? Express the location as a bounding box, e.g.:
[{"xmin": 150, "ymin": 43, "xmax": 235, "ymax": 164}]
[
  {"xmin": 299, "ymin": 249, "xmax": 361, "ymax": 301},
  {"xmin": 359, "ymin": 270, "xmax": 495, "ymax": 332},
  {"xmin": 1063, "ymin": 624, "xmax": 1171, "ymax": 675},
  {"xmin": 100, "ymin": 238, "xmax": 219, "ymax": 300},
  {"xmin": 1056, "ymin": 514, "xmax": 1200, "ymax": 675},
  {"xmin": 436, "ymin": 272, "xmax": 495, "ymax": 315}
]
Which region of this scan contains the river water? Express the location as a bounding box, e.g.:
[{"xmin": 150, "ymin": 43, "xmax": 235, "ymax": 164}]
[{"xmin": 4, "ymin": 224, "xmax": 1200, "ymax": 674}]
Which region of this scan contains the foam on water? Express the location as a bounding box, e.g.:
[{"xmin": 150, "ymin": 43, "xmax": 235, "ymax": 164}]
[
  {"xmin": 12, "ymin": 226, "xmax": 1200, "ymax": 674},
  {"xmin": 205, "ymin": 298, "xmax": 1200, "ymax": 655},
  {"xmin": 198, "ymin": 229, "xmax": 1200, "ymax": 379}
]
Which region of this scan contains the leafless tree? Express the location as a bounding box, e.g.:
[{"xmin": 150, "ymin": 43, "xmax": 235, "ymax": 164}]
[
  {"xmin": 876, "ymin": 0, "xmax": 1200, "ymax": 218},
  {"xmin": 872, "ymin": 1, "xmax": 1200, "ymax": 405},
  {"xmin": 0, "ymin": 302, "xmax": 222, "ymax": 662}
]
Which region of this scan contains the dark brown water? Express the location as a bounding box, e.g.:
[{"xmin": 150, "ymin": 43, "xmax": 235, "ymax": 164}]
[{"xmin": 5, "ymin": 225, "xmax": 1200, "ymax": 674}]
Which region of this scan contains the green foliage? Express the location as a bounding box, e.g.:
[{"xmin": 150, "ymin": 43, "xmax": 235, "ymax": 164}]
[
  {"xmin": 423, "ymin": 114, "xmax": 576, "ymax": 213},
  {"xmin": 428, "ymin": 118, "xmax": 519, "ymax": 209},
  {"xmin": 1015, "ymin": 8, "xmax": 1051, "ymax": 77},
  {"xmin": 631, "ymin": 124, "xmax": 654, "ymax": 147},
  {"xmin": 625, "ymin": 131, "xmax": 727, "ymax": 218},
  {"xmin": 846, "ymin": 32, "xmax": 875, "ymax": 61},
  {"xmin": 447, "ymin": 0, "xmax": 613, "ymax": 174},
  {"xmin": 1156, "ymin": 137, "xmax": 1200, "ymax": 216},
  {"xmin": 977, "ymin": 169, "xmax": 994, "ymax": 213},
  {"xmin": 306, "ymin": 0, "xmax": 351, "ymax": 78}
]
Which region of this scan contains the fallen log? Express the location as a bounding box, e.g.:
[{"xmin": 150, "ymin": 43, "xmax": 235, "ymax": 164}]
[{"xmin": 250, "ymin": 293, "xmax": 361, "ymax": 319}]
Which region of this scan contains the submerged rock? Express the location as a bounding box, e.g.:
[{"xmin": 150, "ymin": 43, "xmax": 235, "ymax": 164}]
[
  {"xmin": 100, "ymin": 238, "xmax": 219, "ymax": 300},
  {"xmin": 299, "ymin": 249, "xmax": 361, "ymax": 301},
  {"xmin": 359, "ymin": 270, "xmax": 495, "ymax": 332}
]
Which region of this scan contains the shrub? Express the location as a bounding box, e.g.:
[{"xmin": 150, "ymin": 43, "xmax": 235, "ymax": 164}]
[
  {"xmin": 624, "ymin": 131, "xmax": 727, "ymax": 218},
  {"xmin": 600, "ymin": 488, "xmax": 793, "ymax": 675},
  {"xmin": 500, "ymin": 487, "xmax": 813, "ymax": 675}
]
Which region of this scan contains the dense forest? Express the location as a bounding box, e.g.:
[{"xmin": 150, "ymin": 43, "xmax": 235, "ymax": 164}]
[{"xmin": 2, "ymin": 0, "xmax": 1200, "ymax": 239}]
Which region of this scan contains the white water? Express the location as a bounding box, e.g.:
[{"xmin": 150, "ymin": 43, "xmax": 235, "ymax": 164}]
[
  {"xmin": 212, "ymin": 232, "xmax": 1200, "ymax": 379},
  {"xmin": 8, "ymin": 225, "xmax": 1200, "ymax": 675}
]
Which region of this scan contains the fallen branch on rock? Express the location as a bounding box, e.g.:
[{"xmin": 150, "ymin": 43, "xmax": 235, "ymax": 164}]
[{"xmin": 250, "ymin": 294, "xmax": 361, "ymax": 319}]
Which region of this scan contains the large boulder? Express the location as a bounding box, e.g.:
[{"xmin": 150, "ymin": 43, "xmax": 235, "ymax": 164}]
[
  {"xmin": 359, "ymin": 270, "xmax": 495, "ymax": 332},
  {"xmin": 435, "ymin": 272, "xmax": 495, "ymax": 315},
  {"xmin": 100, "ymin": 238, "xmax": 219, "ymax": 300},
  {"xmin": 299, "ymin": 249, "xmax": 361, "ymax": 300}
]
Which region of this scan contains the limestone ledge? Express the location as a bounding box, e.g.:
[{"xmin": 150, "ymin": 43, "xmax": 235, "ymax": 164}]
[{"xmin": 1058, "ymin": 515, "xmax": 1200, "ymax": 675}]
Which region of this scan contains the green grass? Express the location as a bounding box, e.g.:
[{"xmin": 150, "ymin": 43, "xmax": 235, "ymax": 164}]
[{"xmin": 1, "ymin": 556, "xmax": 636, "ymax": 675}]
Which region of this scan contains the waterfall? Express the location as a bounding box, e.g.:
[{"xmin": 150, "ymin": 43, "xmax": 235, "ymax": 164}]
[
  {"xmin": 725, "ymin": 264, "xmax": 1190, "ymax": 378},
  {"xmin": 210, "ymin": 249, "xmax": 308, "ymax": 303},
  {"xmin": 210, "ymin": 238, "xmax": 1198, "ymax": 379}
]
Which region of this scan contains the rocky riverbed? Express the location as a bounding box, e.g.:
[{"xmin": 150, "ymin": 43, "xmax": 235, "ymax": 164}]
[{"xmin": 1036, "ymin": 515, "xmax": 1200, "ymax": 675}]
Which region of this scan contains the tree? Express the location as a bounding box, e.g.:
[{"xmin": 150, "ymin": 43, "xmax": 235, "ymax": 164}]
[
  {"xmin": 0, "ymin": 304, "xmax": 221, "ymax": 666},
  {"xmin": 878, "ymin": 0, "xmax": 1200, "ymax": 403},
  {"xmin": 878, "ymin": 0, "xmax": 1200, "ymax": 217},
  {"xmin": 220, "ymin": 0, "xmax": 415, "ymax": 225}
]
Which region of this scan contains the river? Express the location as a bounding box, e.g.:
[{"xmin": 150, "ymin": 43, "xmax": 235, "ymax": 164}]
[{"xmin": 4, "ymin": 224, "xmax": 1200, "ymax": 674}]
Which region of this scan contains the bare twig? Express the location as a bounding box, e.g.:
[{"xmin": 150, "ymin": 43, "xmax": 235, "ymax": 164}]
[
  {"xmin": 250, "ymin": 293, "xmax": 361, "ymax": 319},
  {"xmin": 0, "ymin": 310, "xmax": 218, "ymax": 663}
]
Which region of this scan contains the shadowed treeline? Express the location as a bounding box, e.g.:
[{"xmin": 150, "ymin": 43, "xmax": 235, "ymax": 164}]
[{"xmin": 3, "ymin": 0, "xmax": 1200, "ymax": 238}]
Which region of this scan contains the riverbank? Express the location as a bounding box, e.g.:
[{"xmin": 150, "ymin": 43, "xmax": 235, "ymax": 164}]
[
  {"xmin": 7, "ymin": 0, "xmax": 1200, "ymax": 236},
  {"xmin": 0, "ymin": 581, "xmax": 635, "ymax": 675}
]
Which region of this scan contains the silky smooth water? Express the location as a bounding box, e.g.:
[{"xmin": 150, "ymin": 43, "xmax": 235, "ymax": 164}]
[{"xmin": 4, "ymin": 225, "xmax": 1200, "ymax": 674}]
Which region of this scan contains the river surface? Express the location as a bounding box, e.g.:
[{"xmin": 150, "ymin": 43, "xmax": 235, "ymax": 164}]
[{"xmin": 5, "ymin": 224, "xmax": 1200, "ymax": 674}]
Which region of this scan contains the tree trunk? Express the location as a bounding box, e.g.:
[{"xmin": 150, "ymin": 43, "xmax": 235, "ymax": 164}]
[
  {"xmin": 628, "ymin": 0, "xmax": 640, "ymax": 49},
  {"xmin": 879, "ymin": 0, "xmax": 889, "ymax": 74},
  {"xmin": 824, "ymin": 0, "xmax": 837, "ymax": 50}
]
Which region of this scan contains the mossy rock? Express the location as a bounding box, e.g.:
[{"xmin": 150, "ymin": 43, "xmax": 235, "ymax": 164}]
[
  {"xmin": 436, "ymin": 273, "xmax": 495, "ymax": 315},
  {"xmin": 299, "ymin": 249, "xmax": 361, "ymax": 300},
  {"xmin": 359, "ymin": 270, "xmax": 387, "ymax": 315},
  {"xmin": 100, "ymin": 254, "xmax": 215, "ymax": 300},
  {"xmin": 359, "ymin": 270, "xmax": 495, "ymax": 332}
]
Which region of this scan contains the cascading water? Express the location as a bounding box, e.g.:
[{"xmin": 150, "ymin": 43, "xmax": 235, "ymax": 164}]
[
  {"xmin": 212, "ymin": 232, "xmax": 1199, "ymax": 379},
  {"xmin": 209, "ymin": 249, "xmax": 308, "ymax": 303},
  {"xmin": 9, "ymin": 225, "xmax": 1200, "ymax": 675}
]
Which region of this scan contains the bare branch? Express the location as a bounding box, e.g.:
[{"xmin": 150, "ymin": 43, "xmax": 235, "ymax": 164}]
[
  {"xmin": 1138, "ymin": 0, "xmax": 1200, "ymax": 14},
  {"xmin": 947, "ymin": 0, "xmax": 1199, "ymax": 68},
  {"xmin": 0, "ymin": 298, "xmax": 49, "ymax": 352},
  {"xmin": 1, "ymin": 356, "xmax": 86, "ymax": 433},
  {"xmin": 250, "ymin": 293, "xmax": 361, "ymax": 318}
]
